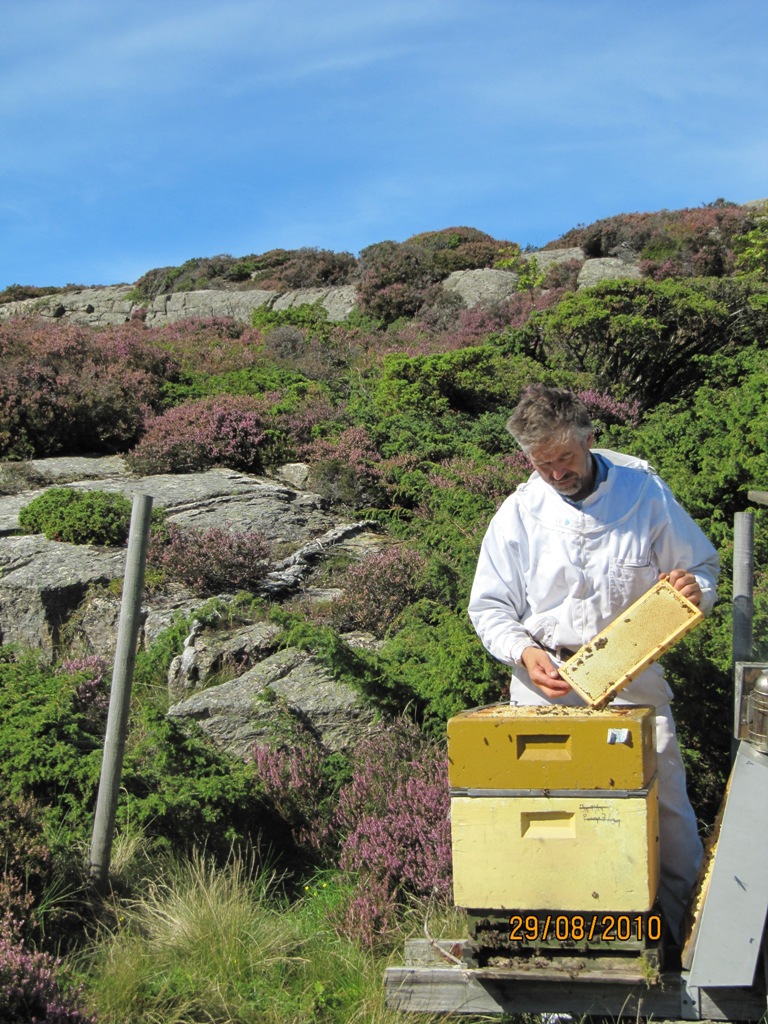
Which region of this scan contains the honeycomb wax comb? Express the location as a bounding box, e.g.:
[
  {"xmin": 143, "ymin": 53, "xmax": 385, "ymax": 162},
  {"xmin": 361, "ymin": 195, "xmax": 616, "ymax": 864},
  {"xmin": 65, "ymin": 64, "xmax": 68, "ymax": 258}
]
[{"xmin": 558, "ymin": 579, "xmax": 704, "ymax": 708}]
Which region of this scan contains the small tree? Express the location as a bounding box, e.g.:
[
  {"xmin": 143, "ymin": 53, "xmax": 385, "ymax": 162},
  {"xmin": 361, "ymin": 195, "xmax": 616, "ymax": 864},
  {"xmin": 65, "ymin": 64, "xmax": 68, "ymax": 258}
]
[
  {"xmin": 495, "ymin": 246, "xmax": 546, "ymax": 295},
  {"xmin": 734, "ymin": 207, "xmax": 768, "ymax": 280}
]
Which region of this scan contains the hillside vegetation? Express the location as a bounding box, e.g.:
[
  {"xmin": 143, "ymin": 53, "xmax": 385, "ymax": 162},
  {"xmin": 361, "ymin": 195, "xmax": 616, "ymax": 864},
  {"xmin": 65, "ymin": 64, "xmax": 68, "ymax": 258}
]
[{"xmin": 1, "ymin": 199, "xmax": 767, "ymax": 1022}]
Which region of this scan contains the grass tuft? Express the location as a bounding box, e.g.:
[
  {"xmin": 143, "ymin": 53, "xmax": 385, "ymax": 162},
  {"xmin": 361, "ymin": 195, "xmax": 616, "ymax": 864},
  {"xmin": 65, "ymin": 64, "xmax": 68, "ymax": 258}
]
[{"xmin": 82, "ymin": 851, "xmax": 454, "ymax": 1024}]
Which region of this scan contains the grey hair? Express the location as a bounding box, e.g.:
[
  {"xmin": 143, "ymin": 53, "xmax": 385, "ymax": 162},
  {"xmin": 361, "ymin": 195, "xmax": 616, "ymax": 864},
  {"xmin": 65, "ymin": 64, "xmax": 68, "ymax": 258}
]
[{"xmin": 506, "ymin": 384, "xmax": 594, "ymax": 454}]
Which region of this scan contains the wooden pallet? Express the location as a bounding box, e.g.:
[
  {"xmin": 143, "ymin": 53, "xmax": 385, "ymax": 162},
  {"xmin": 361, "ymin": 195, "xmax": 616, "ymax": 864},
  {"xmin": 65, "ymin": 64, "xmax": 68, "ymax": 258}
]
[{"xmin": 384, "ymin": 939, "xmax": 767, "ymax": 1019}]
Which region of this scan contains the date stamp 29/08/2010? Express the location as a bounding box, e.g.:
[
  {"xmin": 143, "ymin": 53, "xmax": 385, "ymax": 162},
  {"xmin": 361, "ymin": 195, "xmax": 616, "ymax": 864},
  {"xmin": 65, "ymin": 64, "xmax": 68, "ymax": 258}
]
[{"xmin": 509, "ymin": 913, "xmax": 663, "ymax": 944}]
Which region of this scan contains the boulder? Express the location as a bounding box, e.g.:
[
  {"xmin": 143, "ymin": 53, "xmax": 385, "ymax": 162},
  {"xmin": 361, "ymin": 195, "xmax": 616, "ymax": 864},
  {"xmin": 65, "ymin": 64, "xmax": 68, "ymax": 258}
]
[
  {"xmin": 167, "ymin": 643, "xmax": 379, "ymax": 757},
  {"xmin": 268, "ymin": 463, "xmax": 311, "ymax": 490},
  {"xmin": 0, "ymin": 534, "xmax": 126, "ymax": 657},
  {"xmin": 442, "ymin": 268, "xmax": 520, "ymax": 306},
  {"xmin": 527, "ymin": 247, "xmax": 585, "ymax": 271},
  {"xmin": 577, "ymin": 258, "xmax": 643, "ymax": 289}
]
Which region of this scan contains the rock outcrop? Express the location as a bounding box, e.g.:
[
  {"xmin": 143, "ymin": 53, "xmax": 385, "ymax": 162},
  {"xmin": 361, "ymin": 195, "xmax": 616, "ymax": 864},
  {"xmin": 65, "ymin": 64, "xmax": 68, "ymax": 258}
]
[
  {"xmin": 530, "ymin": 247, "xmax": 585, "ymax": 272},
  {"xmin": 0, "ymin": 455, "xmax": 389, "ymax": 756},
  {"xmin": 0, "ymin": 248, "xmax": 655, "ymax": 327},
  {"xmin": 0, "ymin": 457, "xmax": 381, "ymax": 661},
  {"xmin": 0, "ymin": 283, "xmax": 358, "ymax": 326},
  {"xmin": 0, "ymin": 534, "xmax": 127, "ymax": 656},
  {"xmin": 577, "ymin": 257, "xmax": 643, "ymax": 289},
  {"xmin": 442, "ymin": 268, "xmax": 520, "ymax": 305},
  {"xmin": 166, "ymin": 638, "xmax": 379, "ymax": 758}
]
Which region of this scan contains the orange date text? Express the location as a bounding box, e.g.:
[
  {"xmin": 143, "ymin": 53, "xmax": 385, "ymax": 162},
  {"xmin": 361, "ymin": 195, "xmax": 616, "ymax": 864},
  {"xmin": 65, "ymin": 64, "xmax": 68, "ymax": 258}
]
[{"xmin": 509, "ymin": 913, "xmax": 662, "ymax": 944}]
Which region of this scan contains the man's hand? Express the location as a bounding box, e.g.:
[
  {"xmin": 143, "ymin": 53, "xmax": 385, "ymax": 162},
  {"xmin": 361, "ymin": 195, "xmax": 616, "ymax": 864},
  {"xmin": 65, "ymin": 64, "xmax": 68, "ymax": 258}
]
[
  {"xmin": 521, "ymin": 646, "xmax": 572, "ymax": 699},
  {"xmin": 661, "ymin": 569, "xmax": 702, "ymax": 606}
]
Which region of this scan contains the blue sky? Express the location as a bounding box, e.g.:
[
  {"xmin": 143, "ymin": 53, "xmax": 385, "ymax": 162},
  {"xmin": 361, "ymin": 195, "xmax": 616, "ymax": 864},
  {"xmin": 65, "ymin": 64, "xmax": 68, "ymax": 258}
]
[{"xmin": 2, "ymin": 0, "xmax": 766, "ymax": 290}]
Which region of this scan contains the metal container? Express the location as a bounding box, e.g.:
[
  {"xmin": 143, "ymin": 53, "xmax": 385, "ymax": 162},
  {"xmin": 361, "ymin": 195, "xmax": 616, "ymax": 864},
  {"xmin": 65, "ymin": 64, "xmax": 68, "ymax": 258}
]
[{"xmin": 746, "ymin": 669, "xmax": 768, "ymax": 754}]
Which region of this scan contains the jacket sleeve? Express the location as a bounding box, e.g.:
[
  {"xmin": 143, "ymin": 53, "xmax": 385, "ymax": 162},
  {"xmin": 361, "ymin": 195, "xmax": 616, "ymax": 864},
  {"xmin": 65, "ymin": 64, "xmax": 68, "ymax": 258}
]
[
  {"xmin": 651, "ymin": 477, "xmax": 720, "ymax": 616},
  {"xmin": 467, "ymin": 502, "xmax": 534, "ymax": 666}
]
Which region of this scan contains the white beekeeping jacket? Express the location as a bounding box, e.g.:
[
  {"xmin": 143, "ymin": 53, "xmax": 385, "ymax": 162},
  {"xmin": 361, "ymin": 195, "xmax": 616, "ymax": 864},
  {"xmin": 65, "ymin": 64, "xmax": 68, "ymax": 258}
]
[{"xmin": 468, "ymin": 449, "xmax": 720, "ymax": 707}]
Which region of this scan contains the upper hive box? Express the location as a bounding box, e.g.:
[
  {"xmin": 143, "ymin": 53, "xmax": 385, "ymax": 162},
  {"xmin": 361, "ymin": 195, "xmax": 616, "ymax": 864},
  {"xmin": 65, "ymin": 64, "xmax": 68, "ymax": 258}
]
[
  {"xmin": 447, "ymin": 704, "xmax": 656, "ymax": 791},
  {"xmin": 559, "ymin": 579, "xmax": 703, "ymax": 708}
]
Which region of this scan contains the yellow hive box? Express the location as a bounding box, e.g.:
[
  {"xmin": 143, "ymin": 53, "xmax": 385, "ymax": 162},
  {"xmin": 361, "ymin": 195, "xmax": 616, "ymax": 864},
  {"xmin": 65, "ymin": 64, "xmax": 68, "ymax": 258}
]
[
  {"xmin": 451, "ymin": 777, "xmax": 659, "ymax": 911},
  {"xmin": 448, "ymin": 704, "xmax": 656, "ymax": 791},
  {"xmin": 559, "ymin": 579, "xmax": 703, "ymax": 707}
]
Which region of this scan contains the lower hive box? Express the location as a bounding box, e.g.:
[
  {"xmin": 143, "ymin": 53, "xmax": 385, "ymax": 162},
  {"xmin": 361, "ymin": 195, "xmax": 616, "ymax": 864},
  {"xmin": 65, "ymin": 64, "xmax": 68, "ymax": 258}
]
[{"xmin": 451, "ymin": 777, "xmax": 659, "ymax": 912}]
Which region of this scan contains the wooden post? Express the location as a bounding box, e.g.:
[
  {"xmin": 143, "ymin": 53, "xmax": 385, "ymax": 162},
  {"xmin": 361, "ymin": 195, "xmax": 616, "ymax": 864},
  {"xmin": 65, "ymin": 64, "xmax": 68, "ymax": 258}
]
[
  {"xmin": 732, "ymin": 511, "xmax": 754, "ymax": 671},
  {"xmin": 89, "ymin": 493, "xmax": 153, "ymax": 890}
]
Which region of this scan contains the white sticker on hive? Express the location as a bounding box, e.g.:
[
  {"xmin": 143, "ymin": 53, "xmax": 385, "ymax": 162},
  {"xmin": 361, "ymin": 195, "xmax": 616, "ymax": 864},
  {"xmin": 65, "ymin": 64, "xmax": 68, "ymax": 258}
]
[
  {"xmin": 607, "ymin": 728, "xmax": 631, "ymax": 745},
  {"xmin": 559, "ymin": 579, "xmax": 703, "ymax": 708}
]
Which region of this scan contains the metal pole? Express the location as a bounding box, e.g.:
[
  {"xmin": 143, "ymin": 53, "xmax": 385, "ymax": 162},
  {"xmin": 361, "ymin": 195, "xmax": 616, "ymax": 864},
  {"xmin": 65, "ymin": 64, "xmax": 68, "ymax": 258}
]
[
  {"xmin": 89, "ymin": 493, "xmax": 153, "ymax": 889},
  {"xmin": 732, "ymin": 511, "xmax": 754, "ymax": 748},
  {"xmin": 732, "ymin": 511, "xmax": 754, "ymax": 667}
]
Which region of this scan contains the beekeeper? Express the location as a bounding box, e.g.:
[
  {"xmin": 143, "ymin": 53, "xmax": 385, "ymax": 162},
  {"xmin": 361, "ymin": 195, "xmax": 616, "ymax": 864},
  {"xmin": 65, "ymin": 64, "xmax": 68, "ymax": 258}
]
[{"xmin": 468, "ymin": 383, "xmax": 720, "ymax": 943}]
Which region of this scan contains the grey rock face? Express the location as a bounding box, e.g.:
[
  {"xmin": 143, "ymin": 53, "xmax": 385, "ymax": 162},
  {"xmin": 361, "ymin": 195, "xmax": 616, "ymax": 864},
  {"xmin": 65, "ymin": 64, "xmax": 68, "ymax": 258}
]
[
  {"xmin": 167, "ymin": 620, "xmax": 283, "ymax": 704},
  {"xmin": 271, "ymin": 285, "xmax": 357, "ymax": 321},
  {"xmin": 268, "ymin": 463, "xmax": 311, "ymax": 490},
  {"xmin": 0, "ymin": 459, "xmax": 379, "ymax": 661},
  {"xmin": 528, "ymin": 247, "xmax": 585, "ymax": 271},
  {"xmin": 0, "ymin": 534, "xmax": 126, "ymax": 657},
  {"xmin": 167, "ymin": 643, "xmax": 378, "ymax": 758},
  {"xmin": 442, "ymin": 268, "xmax": 519, "ymax": 306},
  {"xmin": 145, "ymin": 289, "xmax": 278, "ymax": 324},
  {"xmin": 577, "ymin": 258, "xmax": 643, "ymax": 289},
  {"xmin": 0, "ymin": 286, "xmax": 136, "ymax": 325},
  {"xmin": 0, "ymin": 283, "xmax": 358, "ymax": 326}
]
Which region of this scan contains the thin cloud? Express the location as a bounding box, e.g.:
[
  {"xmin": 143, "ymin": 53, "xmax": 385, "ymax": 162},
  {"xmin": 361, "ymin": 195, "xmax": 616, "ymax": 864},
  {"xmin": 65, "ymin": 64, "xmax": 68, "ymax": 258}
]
[{"xmin": 0, "ymin": 0, "xmax": 765, "ymax": 287}]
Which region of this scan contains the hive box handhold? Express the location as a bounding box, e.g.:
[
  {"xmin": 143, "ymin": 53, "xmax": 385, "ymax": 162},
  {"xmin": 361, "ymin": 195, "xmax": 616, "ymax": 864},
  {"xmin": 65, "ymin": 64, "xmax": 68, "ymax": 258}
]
[{"xmin": 559, "ymin": 579, "xmax": 703, "ymax": 708}]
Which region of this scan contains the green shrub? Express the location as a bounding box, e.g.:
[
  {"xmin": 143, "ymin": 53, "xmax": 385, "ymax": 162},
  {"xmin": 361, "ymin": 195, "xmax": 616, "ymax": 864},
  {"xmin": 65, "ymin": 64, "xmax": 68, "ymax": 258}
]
[
  {"xmin": 118, "ymin": 705, "xmax": 272, "ymax": 860},
  {"xmin": 251, "ymin": 299, "xmax": 333, "ymax": 338},
  {"xmin": 734, "ymin": 206, "xmax": 768, "ymax": 279},
  {"xmin": 159, "ymin": 365, "xmax": 311, "ymax": 407},
  {"xmin": 0, "ymin": 644, "xmax": 277, "ymax": 864},
  {"xmin": 513, "ymin": 277, "xmax": 768, "ymax": 407},
  {"xmin": 0, "ymin": 648, "xmax": 103, "ymax": 828},
  {"xmin": 374, "ymin": 601, "xmax": 509, "ymax": 732},
  {"xmin": 603, "ymin": 352, "xmax": 768, "ymax": 546},
  {"xmin": 17, "ymin": 488, "xmax": 133, "ymax": 546}
]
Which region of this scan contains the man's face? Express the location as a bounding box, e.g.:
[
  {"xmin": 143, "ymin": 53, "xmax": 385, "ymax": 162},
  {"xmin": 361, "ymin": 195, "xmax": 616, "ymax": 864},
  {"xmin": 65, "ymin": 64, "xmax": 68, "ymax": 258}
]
[{"xmin": 527, "ymin": 432, "xmax": 595, "ymax": 501}]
